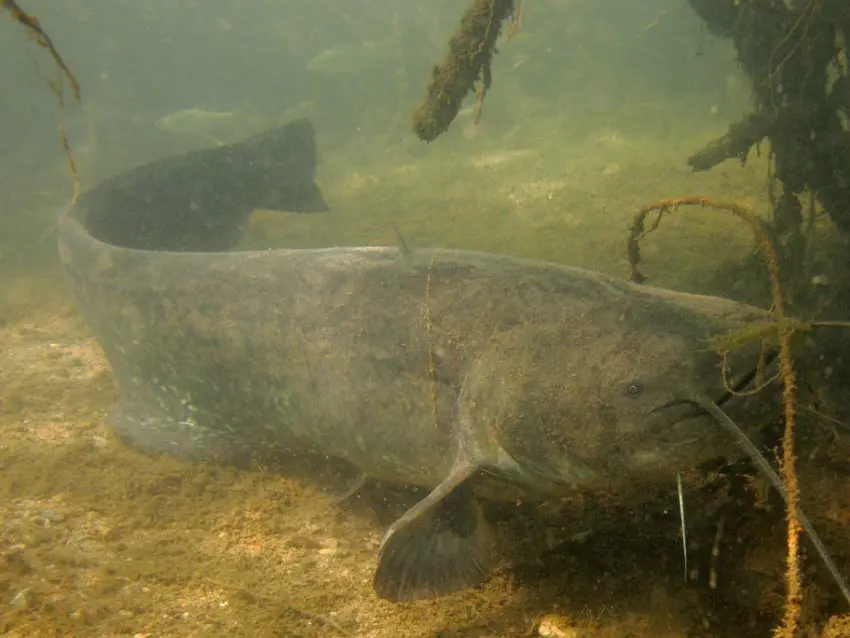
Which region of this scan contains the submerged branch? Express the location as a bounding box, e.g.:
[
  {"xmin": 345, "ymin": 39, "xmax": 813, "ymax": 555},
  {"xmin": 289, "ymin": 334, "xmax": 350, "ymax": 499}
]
[
  {"xmin": 686, "ymin": 112, "xmax": 773, "ymax": 172},
  {"xmin": 411, "ymin": 0, "xmax": 516, "ymax": 142}
]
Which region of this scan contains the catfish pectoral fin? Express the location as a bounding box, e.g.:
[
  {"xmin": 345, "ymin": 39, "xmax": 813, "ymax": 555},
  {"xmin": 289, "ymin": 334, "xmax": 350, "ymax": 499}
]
[{"xmin": 373, "ymin": 463, "xmax": 494, "ymax": 602}]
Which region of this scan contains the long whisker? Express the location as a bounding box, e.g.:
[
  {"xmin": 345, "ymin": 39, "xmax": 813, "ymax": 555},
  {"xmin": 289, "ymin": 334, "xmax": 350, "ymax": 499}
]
[
  {"xmin": 693, "ymin": 395, "xmax": 850, "ymax": 608},
  {"xmin": 677, "ymin": 472, "xmax": 688, "ymax": 583},
  {"xmin": 798, "ymin": 404, "xmax": 850, "ymax": 434}
]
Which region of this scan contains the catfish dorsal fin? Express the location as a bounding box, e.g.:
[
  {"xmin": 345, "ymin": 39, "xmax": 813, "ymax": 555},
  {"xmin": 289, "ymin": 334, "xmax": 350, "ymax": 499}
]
[
  {"xmin": 373, "ymin": 460, "xmax": 494, "ymax": 601},
  {"xmin": 391, "ymin": 223, "xmax": 410, "ymax": 256}
]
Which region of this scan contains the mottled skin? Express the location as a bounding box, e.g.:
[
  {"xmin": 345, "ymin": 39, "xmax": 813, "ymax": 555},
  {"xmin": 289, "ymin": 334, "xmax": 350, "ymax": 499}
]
[{"xmin": 59, "ymin": 207, "xmax": 768, "ymax": 493}]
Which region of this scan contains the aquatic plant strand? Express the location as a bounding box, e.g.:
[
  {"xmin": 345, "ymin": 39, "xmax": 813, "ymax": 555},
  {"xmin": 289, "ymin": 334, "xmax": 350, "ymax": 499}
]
[
  {"xmin": 425, "ymin": 256, "xmax": 440, "ymax": 430},
  {"xmin": 4, "ymin": 0, "xmax": 81, "ymax": 212},
  {"xmin": 55, "ymin": 71, "xmax": 81, "ymax": 209},
  {"xmin": 3, "ymin": 0, "xmax": 80, "ymax": 102}
]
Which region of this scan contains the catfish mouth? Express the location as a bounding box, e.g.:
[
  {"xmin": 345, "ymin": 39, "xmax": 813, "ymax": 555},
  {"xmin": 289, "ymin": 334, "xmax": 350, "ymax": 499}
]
[
  {"xmin": 652, "ymin": 346, "xmax": 780, "ymax": 422},
  {"xmin": 639, "ymin": 346, "xmax": 780, "ymax": 456},
  {"xmin": 712, "ymin": 346, "xmax": 780, "ymax": 409}
]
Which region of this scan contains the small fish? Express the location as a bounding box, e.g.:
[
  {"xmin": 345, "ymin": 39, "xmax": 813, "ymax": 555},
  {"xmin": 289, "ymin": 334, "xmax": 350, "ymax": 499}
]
[
  {"xmin": 154, "ymin": 108, "xmax": 237, "ymax": 145},
  {"xmin": 306, "ymin": 39, "xmax": 397, "ymax": 74}
]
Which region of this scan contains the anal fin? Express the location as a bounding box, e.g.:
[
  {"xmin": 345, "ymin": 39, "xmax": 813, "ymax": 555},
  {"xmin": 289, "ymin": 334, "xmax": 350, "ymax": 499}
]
[
  {"xmin": 330, "ymin": 470, "xmax": 368, "ymax": 505},
  {"xmin": 373, "ymin": 462, "xmax": 493, "ymax": 601}
]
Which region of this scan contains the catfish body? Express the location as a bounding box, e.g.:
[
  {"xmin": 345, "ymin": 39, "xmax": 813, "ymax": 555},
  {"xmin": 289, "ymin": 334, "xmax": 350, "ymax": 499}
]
[
  {"xmin": 58, "ymin": 137, "xmax": 776, "ymax": 601},
  {"xmin": 59, "ymin": 215, "xmax": 766, "ymax": 486}
]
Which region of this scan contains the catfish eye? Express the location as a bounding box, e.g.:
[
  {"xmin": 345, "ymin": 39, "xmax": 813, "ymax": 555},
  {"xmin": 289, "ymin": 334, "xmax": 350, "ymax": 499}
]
[{"xmin": 625, "ymin": 382, "xmax": 644, "ymax": 397}]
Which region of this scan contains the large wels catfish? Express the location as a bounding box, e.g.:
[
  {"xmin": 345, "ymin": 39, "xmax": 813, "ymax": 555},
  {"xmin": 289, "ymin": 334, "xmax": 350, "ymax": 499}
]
[{"xmin": 57, "ymin": 123, "xmax": 849, "ymax": 604}]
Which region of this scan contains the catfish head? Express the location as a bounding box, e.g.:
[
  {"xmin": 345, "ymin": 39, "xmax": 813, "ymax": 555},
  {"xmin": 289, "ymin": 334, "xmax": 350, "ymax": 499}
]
[
  {"xmin": 376, "ymin": 289, "xmax": 850, "ymax": 605},
  {"xmin": 458, "ymin": 292, "xmax": 778, "ymax": 493}
]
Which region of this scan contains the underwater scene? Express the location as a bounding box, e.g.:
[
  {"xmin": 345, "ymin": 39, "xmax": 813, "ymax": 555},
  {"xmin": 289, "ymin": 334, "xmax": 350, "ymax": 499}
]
[{"xmin": 3, "ymin": 1, "xmax": 850, "ymax": 636}]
